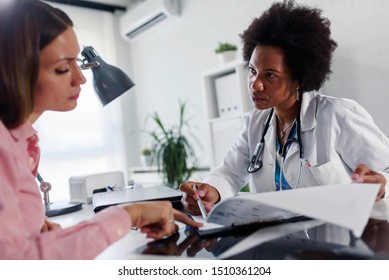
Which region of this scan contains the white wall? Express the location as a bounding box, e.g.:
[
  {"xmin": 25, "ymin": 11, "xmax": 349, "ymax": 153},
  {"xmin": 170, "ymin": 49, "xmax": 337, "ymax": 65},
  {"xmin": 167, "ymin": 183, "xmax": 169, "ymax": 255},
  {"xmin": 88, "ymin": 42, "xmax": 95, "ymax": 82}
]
[
  {"xmin": 305, "ymin": 0, "xmax": 389, "ymax": 132},
  {"xmin": 120, "ymin": 0, "xmax": 275, "ymax": 168},
  {"xmin": 119, "ymin": 0, "xmax": 389, "ymax": 171}
]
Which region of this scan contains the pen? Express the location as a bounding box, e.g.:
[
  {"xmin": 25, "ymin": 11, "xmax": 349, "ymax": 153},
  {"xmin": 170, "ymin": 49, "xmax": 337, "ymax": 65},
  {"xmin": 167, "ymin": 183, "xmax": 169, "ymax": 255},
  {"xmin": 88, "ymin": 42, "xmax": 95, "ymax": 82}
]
[{"xmin": 192, "ymin": 185, "xmax": 208, "ymax": 219}]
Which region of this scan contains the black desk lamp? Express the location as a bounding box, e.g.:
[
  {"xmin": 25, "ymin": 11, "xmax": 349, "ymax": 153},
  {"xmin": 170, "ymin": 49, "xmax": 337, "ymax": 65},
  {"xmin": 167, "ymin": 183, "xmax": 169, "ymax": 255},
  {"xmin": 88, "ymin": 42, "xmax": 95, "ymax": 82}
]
[
  {"xmin": 79, "ymin": 46, "xmax": 135, "ymax": 105},
  {"xmin": 39, "ymin": 46, "xmax": 135, "ymax": 217}
]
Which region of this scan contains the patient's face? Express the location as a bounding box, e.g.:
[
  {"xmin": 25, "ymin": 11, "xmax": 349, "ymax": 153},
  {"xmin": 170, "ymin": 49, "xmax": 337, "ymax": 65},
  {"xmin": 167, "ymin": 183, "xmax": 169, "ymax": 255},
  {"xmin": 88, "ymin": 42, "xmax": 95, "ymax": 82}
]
[{"xmin": 33, "ymin": 27, "xmax": 86, "ymax": 117}]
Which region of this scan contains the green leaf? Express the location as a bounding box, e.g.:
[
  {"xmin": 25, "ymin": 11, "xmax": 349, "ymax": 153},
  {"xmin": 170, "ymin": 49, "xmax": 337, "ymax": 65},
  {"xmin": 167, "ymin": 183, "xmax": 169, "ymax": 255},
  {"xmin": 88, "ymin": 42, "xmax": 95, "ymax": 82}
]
[
  {"xmin": 214, "ymin": 42, "xmax": 237, "ymax": 54},
  {"xmin": 146, "ymin": 101, "xmax": 200, "ymax": 188}
]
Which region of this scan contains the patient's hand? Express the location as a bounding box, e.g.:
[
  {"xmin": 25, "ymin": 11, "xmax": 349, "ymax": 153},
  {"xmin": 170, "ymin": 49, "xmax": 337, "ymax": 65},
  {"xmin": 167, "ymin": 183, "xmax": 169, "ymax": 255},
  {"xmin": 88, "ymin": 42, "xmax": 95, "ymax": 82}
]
[{"xmin": 41, "ymin": 217, "xmax": 62, "ymax": 232}]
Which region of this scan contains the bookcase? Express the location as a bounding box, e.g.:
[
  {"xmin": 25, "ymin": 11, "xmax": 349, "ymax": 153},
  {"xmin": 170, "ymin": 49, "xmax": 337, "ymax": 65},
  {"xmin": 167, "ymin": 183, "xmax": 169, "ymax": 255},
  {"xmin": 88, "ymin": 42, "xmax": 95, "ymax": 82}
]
[{"xmin": 201, "ymin": 60, "xmax": 253, "ymax": 168}]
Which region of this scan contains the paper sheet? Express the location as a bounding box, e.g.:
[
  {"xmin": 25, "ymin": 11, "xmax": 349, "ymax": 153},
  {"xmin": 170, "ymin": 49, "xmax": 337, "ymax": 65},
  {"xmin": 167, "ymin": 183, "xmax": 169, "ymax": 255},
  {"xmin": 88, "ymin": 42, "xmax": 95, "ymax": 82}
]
[
  {"xmin": 195, "ymin": 183, "xmax": 379, "ymax": 238},
  {"xmin": 370, "ymin": 198, "xmax": 389, "ymax": 221},
  {"xmin": 232, "ymin": 183, "xmax": 380, "ymax": 238},
  {"xmin": 192, "ymin": 216, "xmax": 225, "ymax": 230}
]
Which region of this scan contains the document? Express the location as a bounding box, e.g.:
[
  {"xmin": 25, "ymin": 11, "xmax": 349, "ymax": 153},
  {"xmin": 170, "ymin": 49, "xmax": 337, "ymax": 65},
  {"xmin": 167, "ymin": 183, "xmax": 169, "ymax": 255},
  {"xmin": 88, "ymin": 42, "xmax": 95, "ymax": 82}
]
[
  {"xmin": 193, "ymin": 199, "xmax": 307, "ymax": 238},
  {"xmin": 194, "ymin": 183, "xmax": 380, "ymax": 238}
]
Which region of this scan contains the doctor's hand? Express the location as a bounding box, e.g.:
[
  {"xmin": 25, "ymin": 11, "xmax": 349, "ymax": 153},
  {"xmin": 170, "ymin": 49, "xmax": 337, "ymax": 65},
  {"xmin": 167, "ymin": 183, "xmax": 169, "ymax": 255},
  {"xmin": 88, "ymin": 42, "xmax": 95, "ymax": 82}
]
[
  {"xmin": 179, "ymin": 181, "xmax": 221, "ymax": 215},
  {"xmin": 120, "ymin": 201, "xmax": 202, "ymax": 240},
  {"xmin": 352, "ymin": 164, "xmax": 386, "ymax": 201}
]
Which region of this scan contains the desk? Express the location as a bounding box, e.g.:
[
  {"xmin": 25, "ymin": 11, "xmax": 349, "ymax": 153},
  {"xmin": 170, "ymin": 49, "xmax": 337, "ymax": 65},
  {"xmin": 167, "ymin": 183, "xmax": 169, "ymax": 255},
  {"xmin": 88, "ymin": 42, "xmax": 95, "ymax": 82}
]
[
  {"xmin": 50, "ymin": 203, "xmax": 94, "ymax": 228},
  {"xmin": 51, "ymin": 199, "xmax": 389, "ymax": 260}
]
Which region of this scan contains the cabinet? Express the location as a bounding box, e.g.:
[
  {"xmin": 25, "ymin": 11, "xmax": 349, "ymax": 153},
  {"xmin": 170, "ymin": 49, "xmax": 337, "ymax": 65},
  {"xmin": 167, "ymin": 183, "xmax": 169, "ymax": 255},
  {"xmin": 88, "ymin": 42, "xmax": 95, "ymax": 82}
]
[{"xmin": 201, "ymin": 60, "xmax": 253, "ymax": 168}]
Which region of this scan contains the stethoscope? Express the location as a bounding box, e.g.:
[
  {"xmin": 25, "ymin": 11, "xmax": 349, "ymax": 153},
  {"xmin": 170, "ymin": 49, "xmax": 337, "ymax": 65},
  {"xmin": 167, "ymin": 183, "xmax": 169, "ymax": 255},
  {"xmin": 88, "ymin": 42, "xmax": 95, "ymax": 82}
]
[{"xmin": 247, "ymin": 108, "xmax": 305, "ymax": 188}]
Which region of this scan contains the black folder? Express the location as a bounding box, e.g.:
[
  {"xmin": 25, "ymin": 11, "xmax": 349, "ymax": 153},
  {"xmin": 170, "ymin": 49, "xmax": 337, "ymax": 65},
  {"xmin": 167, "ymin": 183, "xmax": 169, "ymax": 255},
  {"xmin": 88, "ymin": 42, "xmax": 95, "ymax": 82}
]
[
  {"xmin": 92, "ymin": 186, "xmax": 183, "ymax": 213},
  {"xmin": 194, "ymin": 215, "xmax": 312, "ymax": 238}
]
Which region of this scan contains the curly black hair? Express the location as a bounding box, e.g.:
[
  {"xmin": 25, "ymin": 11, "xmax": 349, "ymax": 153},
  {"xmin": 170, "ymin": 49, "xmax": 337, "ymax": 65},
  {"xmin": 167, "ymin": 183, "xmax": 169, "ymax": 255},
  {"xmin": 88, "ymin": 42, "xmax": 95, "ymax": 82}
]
[{"xmin": 240, "ymin": 0, "xmax": 337, "ymax": 93}]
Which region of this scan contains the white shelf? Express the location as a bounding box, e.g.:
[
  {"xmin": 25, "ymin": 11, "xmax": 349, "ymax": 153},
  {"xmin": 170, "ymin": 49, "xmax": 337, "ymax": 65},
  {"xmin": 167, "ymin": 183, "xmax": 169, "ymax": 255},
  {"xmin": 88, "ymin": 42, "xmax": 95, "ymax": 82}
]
[
  {"xmin": 201, "ymin": 61, "xmax": 253, "ymax": 168},
  {"xmin": 201, "ymin": 60, "xmax": 253, "ymax": 120}
]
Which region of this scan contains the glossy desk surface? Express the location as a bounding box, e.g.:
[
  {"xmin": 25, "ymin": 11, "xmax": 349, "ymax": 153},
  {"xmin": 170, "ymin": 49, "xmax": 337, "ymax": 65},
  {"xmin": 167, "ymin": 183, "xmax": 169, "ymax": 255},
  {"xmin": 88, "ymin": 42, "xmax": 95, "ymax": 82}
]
[
  {"xmin": 51, "ymin": 198, "xmax": 389, "ymax": 260},
  {"xmin": 92, "ymin": 198, "xmax": 389, "ymax": 260}
]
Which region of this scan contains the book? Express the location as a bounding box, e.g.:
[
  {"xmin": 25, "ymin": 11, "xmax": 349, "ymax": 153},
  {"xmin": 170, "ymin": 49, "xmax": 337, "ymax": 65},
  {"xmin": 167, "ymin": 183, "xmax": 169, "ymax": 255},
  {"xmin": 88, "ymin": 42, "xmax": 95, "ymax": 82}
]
[
  {"xmin": 214, "ymin": 72, "xmax": 242, "ymax": 117},
  {"xmin": 192, "ymin": 183, "xmax": 380, "ymax": 238}
]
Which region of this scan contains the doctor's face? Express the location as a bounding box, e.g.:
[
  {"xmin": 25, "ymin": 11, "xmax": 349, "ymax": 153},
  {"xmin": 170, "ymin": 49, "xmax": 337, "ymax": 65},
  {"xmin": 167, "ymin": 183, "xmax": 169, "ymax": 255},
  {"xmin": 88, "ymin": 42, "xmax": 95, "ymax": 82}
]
[
  {"xmin": 248, "ymin": 45, "xmax": 298, "ymax": 111},
  {"xmin": 33, "ymin": 27, "xmax": 86, "ymax": 118}
]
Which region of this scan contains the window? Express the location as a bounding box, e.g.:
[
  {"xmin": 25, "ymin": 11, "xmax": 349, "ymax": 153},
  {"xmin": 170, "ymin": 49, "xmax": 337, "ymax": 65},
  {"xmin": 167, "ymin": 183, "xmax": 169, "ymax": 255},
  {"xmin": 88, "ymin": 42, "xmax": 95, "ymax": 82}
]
[
  {"xmin": 34, "ymin": 4, "xmax": 127, "ymax": 202},
  {"xmin": 35, "ymin": 70, "xmax": 127, "ymax": 201}
]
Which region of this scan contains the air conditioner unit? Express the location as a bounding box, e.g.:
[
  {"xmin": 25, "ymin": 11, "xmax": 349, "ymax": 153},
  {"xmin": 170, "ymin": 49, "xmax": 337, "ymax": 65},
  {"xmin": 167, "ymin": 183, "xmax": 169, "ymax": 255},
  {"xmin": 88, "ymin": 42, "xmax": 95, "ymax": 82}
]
[{"xmin": 120, "ymin": 0, "xmax": 181, "ymax": 41}]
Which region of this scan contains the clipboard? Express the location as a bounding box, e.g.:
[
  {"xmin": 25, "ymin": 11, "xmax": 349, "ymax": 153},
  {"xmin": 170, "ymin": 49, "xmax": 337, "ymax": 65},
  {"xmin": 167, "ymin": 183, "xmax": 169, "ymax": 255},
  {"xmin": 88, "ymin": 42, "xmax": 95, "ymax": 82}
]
[
  {"xmin": 188, "ymin": 183, "xmax": 380, "ymax": 239},
  {"xmin": 193, "ymin": 216, "xmax": 312, "ymax": 238}
]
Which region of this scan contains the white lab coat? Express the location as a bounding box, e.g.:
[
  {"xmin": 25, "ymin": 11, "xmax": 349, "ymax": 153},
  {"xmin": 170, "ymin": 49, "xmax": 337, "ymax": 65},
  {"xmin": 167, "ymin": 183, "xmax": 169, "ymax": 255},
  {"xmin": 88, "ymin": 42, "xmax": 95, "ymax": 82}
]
[{"xmin": 204, "ymin": 91, "xmax": 389, "ymax": 200}]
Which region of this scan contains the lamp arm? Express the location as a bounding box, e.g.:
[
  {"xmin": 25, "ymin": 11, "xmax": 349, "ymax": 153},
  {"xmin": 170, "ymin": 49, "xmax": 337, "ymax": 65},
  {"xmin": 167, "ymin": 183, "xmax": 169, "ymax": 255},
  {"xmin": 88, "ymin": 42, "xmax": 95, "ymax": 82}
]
[{"xmin": 77, "ymin": 58, "xmax": 100, "ymax": 70}]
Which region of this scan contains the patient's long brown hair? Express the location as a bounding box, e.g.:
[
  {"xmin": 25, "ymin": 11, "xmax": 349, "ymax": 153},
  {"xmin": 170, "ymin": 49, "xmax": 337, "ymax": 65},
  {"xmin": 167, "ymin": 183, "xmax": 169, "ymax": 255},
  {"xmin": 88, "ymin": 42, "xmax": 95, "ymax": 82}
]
[{"xmin": 0, "ymin": 0, "xmax": 73, "ymax": 129}]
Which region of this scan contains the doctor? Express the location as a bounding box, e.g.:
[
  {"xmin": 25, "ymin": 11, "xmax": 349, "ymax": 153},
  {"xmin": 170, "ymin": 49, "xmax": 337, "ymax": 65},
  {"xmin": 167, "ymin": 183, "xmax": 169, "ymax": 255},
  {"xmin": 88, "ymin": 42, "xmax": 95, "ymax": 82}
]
[{"xmin": 180, "ymin": 0, "xmax": 389, "ymax": 215}]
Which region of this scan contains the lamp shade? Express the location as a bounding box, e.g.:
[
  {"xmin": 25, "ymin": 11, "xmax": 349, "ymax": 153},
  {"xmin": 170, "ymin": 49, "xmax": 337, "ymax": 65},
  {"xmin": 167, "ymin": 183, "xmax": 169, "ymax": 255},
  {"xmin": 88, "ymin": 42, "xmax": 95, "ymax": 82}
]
[{"xmin": 80, "ymin": 46, "xmax": 135, "ymax": 106}]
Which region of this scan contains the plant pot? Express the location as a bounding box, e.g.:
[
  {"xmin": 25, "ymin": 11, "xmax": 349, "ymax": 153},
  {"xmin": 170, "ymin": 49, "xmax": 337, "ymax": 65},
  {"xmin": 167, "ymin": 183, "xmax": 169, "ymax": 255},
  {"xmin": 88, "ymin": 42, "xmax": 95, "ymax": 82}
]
[
  {"xmin": 141, "ymin": 155, "xmax": 152, "ymax": 167},
  {"xmin": 217, "ymin": 50, "xmax": 236, "ymax": 64}
]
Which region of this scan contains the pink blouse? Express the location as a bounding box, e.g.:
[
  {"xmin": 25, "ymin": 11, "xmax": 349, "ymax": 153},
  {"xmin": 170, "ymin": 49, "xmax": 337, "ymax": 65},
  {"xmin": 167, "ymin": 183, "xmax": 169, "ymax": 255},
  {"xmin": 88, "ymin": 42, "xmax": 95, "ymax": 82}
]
[{"xmin": 0, "ymin": 121, "xmax": 132, "ymax": 259}]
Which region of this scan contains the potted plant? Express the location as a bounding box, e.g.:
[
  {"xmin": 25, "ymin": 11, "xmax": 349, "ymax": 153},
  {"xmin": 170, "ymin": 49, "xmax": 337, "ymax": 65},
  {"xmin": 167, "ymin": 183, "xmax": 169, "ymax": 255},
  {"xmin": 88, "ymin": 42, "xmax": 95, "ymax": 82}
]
[
  {"xmin": 148, "ymin": 101, "xmax": 198, "ymax": 189},
  {"xmin": 214, "ymin": 42, "xmax": 237, "ymax": 64},
  {"xmin": 140, "ymin": 148, "xmax": 152, "ymax": 167}
]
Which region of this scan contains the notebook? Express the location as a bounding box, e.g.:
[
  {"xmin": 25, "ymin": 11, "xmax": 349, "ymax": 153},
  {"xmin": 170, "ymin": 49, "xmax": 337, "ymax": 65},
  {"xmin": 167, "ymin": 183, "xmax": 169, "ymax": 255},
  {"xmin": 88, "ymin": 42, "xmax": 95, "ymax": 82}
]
[{"xmin": 92, "ymin": 185, "xmax": 183, "ymax": 213}]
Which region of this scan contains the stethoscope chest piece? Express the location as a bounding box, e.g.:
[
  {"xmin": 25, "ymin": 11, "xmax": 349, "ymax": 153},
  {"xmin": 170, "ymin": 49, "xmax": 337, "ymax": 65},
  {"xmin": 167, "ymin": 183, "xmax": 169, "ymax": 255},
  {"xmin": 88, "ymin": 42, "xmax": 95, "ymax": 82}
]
[{"xmin": 247, "ymin": 142, "xmax": 264, "ymax": 173}]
